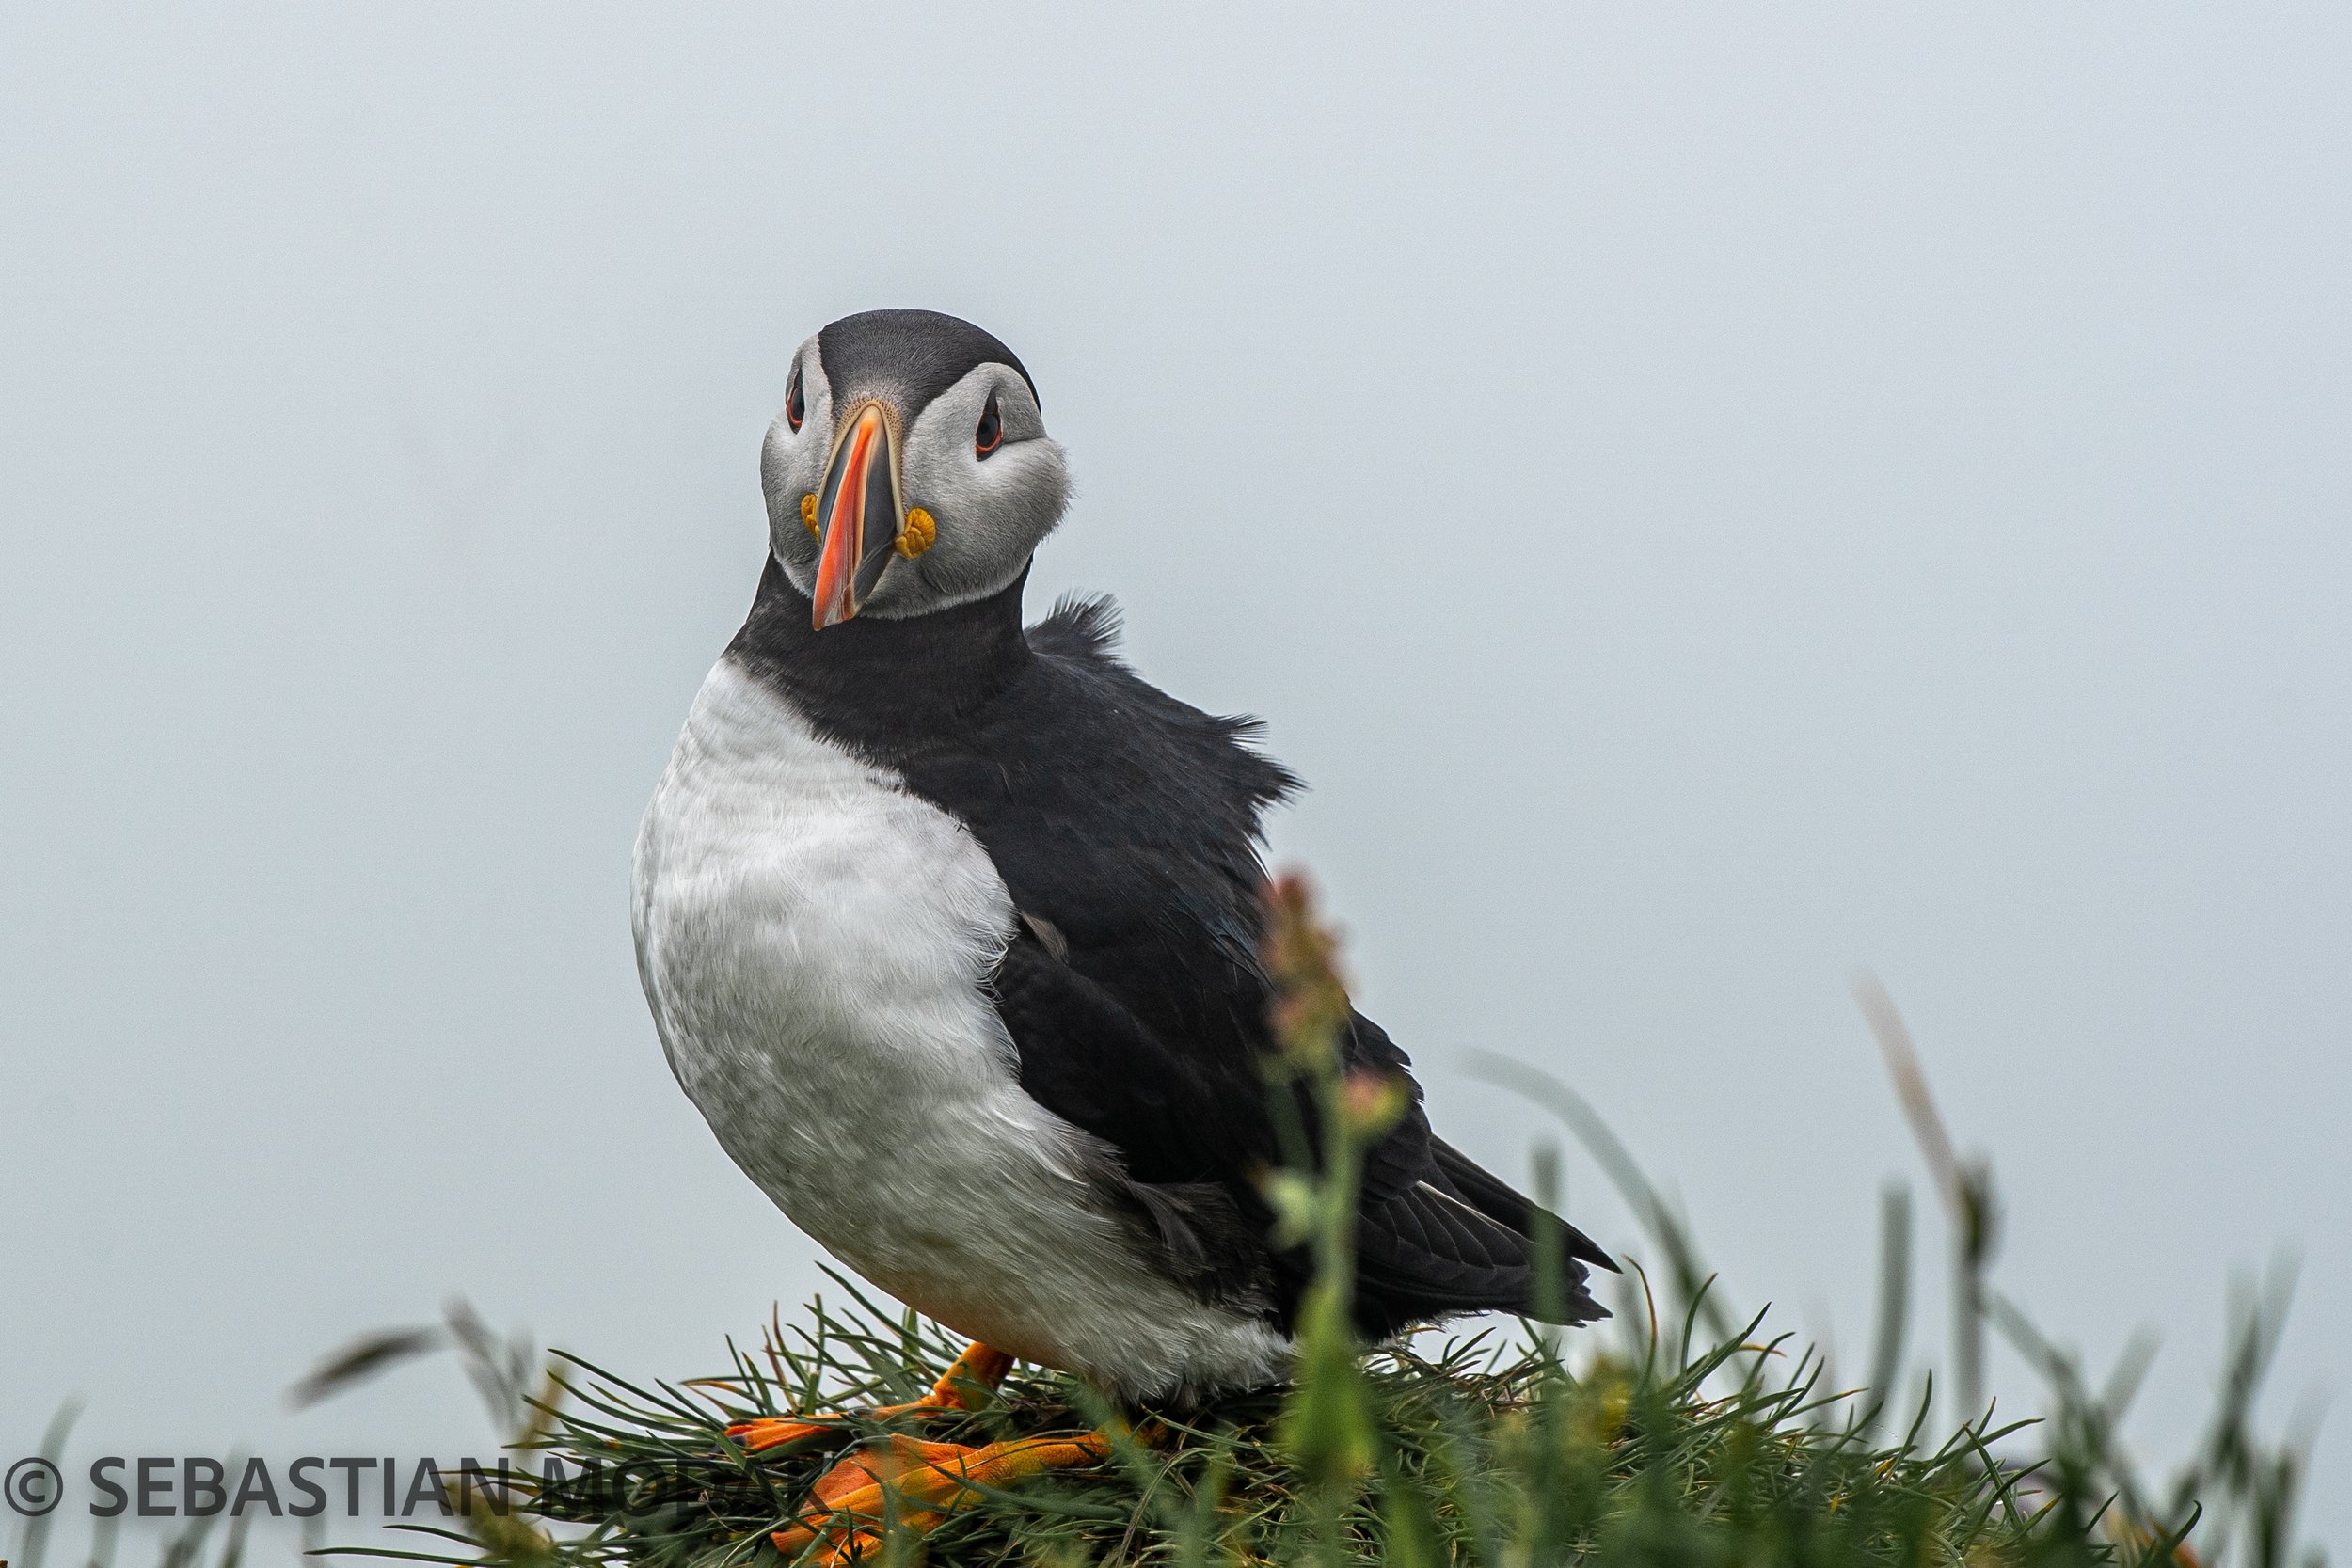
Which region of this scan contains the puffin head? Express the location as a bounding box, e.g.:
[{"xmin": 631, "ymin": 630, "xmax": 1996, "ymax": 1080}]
[{"xmin": 761, "ymin": 309, "xmax": 1070, "ymax": 629}]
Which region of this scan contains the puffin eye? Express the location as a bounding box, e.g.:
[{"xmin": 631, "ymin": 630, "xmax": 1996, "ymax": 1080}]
[
  {"xmin": 786, "ymin": 367, "xmax": 806, "ymax": 433},
  {"xmin": 974, "ymin": 393, "xmax": 1002, "ymax": 458}
]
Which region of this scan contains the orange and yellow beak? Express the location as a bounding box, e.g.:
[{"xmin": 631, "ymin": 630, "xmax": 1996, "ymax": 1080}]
[{"xmin": 810, "ymin": 401, "xmax": 906, "ymax": 629}]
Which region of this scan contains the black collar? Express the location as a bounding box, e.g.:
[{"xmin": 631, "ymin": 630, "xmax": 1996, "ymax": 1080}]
[{"xmin": 726, "ymin": 557, "xmax": 1035, "ymax": 755}]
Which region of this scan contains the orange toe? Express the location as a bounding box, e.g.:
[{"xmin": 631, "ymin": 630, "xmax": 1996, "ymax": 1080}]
[
  {"xmin": 726, "ymin": 1416, "xmax": 843, "ymax": 1452},
  {"xmin": 729, "ymin": 1341, "xmax": 1017, "ymax": 1457},
  {"xmin": 769, "ymin": 1431, "xmax": 1111, "ymax": 1560}
]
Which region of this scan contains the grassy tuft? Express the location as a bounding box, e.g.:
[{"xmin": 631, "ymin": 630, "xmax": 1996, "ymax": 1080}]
[{"xmin": 307, "ymin": 877, "xmax": 2320, "ymax": 1568}]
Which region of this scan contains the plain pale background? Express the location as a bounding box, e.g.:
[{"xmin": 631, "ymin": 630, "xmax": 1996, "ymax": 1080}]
[{"xmin": 4, "ymin": 3, "xmax": 2346, "ymax": 1556}]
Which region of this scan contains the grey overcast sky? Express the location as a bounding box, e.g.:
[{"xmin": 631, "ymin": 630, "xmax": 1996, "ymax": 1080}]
[{"xmin": 4, "ymin": 2, "xmax": 2347, "ymax": 1555}]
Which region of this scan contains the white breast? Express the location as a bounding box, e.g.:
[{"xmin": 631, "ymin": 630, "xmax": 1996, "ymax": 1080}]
[{"xmin": 629, "ymin": 657, "xmax": 1286, "ymax": 1400}]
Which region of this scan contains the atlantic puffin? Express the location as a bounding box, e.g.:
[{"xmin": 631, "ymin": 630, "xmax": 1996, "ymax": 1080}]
[{"xmin": 631, "ymin": 309, "xmax": 1612, "ymax": 1553}]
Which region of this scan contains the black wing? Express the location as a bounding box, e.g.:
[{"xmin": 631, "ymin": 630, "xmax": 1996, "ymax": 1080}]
[{"xmin": 925, "ymin": 597, "xmax": 1612, "ymax": 1335}]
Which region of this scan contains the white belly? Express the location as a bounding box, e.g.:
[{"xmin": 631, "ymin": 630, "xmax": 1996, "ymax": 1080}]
[{"xmin": 629, "ymin": 657, "xmax": 1285, "ymax": 1400}]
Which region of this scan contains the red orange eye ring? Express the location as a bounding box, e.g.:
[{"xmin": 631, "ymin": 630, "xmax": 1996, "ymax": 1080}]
[
  {"xmin": 785, "ymin": 368, "xmax": 805, "ymax": 433},
  {"xmin": 974, "ymin": 392, "xmax": 1002, "ymax": 457}
]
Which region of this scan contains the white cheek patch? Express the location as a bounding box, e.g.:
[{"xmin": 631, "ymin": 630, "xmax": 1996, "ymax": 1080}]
[
  {"xmin": 764, "ymin": 337, "xmax": 838, "ymax": 590},
  {"xmin": 869, "ymin": 367, "xmax": 1070, "ymax": 617}
]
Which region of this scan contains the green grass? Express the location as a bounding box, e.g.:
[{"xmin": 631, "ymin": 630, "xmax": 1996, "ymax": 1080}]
[{"xmin": 281, "ymin": 877, "xmax": 2324, "ymax": 1568}]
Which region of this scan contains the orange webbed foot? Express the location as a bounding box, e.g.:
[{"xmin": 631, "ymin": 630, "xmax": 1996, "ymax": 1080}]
[
  {"xmin": 770, "ymin": 1430, "xmax": 1114, "ymax": 1565},
  {"xmin": 725, "ymin": 1342, "xmax": 1015, "ymax": 1453}
]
